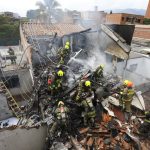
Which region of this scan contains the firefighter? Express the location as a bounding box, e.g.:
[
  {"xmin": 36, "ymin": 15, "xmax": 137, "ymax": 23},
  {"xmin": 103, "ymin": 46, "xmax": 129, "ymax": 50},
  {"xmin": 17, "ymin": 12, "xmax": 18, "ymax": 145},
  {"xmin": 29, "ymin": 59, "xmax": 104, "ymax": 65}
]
[
  {"xmin": 76, "ymin": 80, "xmax": 93, "ymax": 102},
  {"xmin": 92, "ymin": 64, "xmax": 104, "ymax": 82},
  {"xmin": 139, "ymin": 111, "xmax": 150, "ymax": 139},
  {"xmin": 81, "ymin": 97, "xmax": 96, "ymax": 127},
  {"xmin": 76, "ymin": 80, "xmax": 96, "ymax": 126},
  {"xmin": 120, "ymin": 81, "xmax": 135, "ymax": 113},
  {"xmin": 49, "ymin": 101, "xmax": 70, "ymax": 138},
  {"xmin": 7, "ymin": 47, "xmax": 16, "ymax": 64},
  {"xmin": 58, "ymin": 41, "xmax": 70, "ymax": 65},
  {"xmin": 48, "ymin": 70, "xmax": 64, "ymax": 97}
]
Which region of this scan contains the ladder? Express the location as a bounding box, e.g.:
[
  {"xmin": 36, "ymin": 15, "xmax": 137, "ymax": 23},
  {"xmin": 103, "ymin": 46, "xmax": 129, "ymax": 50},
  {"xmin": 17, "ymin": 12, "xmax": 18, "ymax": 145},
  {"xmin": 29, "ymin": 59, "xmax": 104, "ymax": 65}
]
[{"xmin": 0, "ymin": 81, "xmax": 22, "ymax": 118}]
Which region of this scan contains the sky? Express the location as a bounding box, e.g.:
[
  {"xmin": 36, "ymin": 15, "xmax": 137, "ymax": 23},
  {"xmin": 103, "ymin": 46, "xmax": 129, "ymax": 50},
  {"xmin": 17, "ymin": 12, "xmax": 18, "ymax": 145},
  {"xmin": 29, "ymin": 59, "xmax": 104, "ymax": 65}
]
[{"xmin": 0, "ymin": 0, "xmax": 149, "ymax": 17}]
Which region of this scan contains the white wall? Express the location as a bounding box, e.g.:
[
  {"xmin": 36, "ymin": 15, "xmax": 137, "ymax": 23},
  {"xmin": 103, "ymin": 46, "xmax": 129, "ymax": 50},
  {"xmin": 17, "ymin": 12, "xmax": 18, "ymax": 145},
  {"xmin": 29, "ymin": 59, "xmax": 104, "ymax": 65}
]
[
  {"xmin": 3, "ymin": 68, "xmax": 33, "ymax": 96},
  {"xmin": 116, "ymin": 57, "xmax": 150, "ymax": 86},
  {"xmin": 0, "ymin": 126, "xmax": 47, "ymax": 150}
]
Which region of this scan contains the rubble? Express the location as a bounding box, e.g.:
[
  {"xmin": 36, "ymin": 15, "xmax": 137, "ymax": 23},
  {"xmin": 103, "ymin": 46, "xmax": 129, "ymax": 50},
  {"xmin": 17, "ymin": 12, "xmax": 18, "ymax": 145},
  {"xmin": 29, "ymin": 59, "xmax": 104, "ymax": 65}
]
[{"xmin": 0, "ymin": 22, "xmax": 150, "ymax": 150}]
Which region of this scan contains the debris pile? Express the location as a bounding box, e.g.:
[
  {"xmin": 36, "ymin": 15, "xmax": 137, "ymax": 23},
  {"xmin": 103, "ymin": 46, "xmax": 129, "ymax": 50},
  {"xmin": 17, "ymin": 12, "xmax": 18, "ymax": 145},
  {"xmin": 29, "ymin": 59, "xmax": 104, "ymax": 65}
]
[{"xmin": 0, "ymin": 28, "xmax": 150, "ymax": 150}]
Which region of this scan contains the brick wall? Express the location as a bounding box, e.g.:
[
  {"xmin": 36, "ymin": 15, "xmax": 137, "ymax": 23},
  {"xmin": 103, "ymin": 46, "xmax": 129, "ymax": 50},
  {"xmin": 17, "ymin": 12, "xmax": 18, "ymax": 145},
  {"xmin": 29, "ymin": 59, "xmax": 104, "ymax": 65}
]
[
  {"xmin": 133, "ymin": 26, "xmax": 150, "ymax": 39},
  {"xmin": 145, "ymin": 0, "xmax": 150, "ymax": 19}
]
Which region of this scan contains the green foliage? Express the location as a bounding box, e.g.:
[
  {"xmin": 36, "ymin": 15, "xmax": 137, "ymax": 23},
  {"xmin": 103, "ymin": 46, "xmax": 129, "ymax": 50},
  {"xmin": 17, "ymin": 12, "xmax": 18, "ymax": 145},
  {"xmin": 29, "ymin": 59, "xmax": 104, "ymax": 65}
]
[
  {"xmin": 0, "ymin": 15, "xmax": 20, "ymax": 46},
  {"xmin": 143, "ymin": 18, "xmax": 150, "ymax": 25}
]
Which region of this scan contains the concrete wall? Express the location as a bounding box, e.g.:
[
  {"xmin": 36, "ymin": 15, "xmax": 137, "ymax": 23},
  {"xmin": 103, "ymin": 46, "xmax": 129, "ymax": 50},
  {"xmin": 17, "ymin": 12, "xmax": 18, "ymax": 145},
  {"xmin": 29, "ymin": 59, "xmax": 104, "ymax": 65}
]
[
  {"xmin": 0, "ymin": 126, "xmax": 47, "ymax": 150},
  {"xmin": 3, "ymin": 68, "xmax": 33, "ymax": 96},
  {"xmin": 20, "ymin": 25, "xmax": 32, "ymax": 65},
  {"xmin": 117, "ymin": 57, "xmax": 150, "ymax": 86}
]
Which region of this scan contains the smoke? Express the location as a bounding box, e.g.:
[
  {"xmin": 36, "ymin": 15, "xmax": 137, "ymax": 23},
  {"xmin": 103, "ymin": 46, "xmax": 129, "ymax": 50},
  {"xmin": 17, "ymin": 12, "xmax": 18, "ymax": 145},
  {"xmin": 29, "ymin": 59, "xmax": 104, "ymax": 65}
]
[{"xmin": 69, "ymin": 30, "xmax": 114, "ymax": 75}]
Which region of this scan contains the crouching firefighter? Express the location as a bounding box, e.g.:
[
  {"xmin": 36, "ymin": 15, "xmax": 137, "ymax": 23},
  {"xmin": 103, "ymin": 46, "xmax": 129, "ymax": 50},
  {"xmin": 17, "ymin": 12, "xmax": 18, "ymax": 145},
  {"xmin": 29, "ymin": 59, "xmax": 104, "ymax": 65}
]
[
  {"xmin": 49, "ymin": 101, "xmax": 70, "ymax": 139},
  {"xmin": 76, "ymin": 80, "xmax": 96, "ymax": 126},
  {"xmin": 92, "ymin": 64, "xmax": 104, "ymax": 82}
]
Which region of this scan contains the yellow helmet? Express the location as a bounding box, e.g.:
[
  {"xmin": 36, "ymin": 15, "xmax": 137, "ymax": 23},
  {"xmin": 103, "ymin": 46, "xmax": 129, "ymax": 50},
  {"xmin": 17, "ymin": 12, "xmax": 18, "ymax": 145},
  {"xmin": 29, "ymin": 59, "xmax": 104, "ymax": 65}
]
[
  {"xmin": 57, "ymin": 70, "xmax": 64, "ymax": 77},
  {"xmin": 66, "ymin": 41, "xmax": 70, "ymax": 46},
  {"xmin": 100, "ymin": 64, "xmax": 104, "ymax": 68},
  {"xmin": 58, "ymin": 101, "xmax": 64, "ymax": 106},
  {"xmin": 65, "ymin": 45, "xmax": 69, "ymax": 50},
  {"xmin": 123, "ymin": 80, "xmax": 129, "ymax": 86},
  {"xmin": 85, "ymin": 80, "xmax": 91, "ymax": 87}
]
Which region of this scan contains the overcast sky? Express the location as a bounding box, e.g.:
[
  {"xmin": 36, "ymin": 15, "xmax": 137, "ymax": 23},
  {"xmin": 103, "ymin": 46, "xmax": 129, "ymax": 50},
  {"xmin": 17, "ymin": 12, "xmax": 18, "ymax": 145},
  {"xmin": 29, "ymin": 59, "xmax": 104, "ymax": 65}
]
[{"xmin": 0, "ymin": 0, "xmax": 149, "ymax": 17}]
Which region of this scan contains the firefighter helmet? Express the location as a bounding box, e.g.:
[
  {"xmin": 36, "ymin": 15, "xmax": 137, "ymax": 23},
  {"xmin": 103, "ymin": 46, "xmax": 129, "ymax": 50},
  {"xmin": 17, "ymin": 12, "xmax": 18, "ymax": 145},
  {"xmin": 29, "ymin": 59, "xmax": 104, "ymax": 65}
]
[
  {"xmin": 66, "ymin": 41, "xmax": 70, "ymax": 46},
  {"xmin": 65, "ymin": 45, "xmax": 69, "ymax": 50},
  {"xmin": 85, "ymin": 80, "xmax": 91, "ymax": 87},
  {"xmin": 100, "ymin": 64, "xmax": 104, "ymax": 68},
  {"xmin": 58, "ymin": 101, "xmax": 64, "ymax": 106},
  {"xmin": 127, "ymin": 81, "xmax": 133, "ymax": 88},
  {"xmin": 123, "ymin": 80, "xmax": 129, "ymax": 86},
  {"xmin": 57, "ymin": 70, "xmax": 64, "ymax": 77}
]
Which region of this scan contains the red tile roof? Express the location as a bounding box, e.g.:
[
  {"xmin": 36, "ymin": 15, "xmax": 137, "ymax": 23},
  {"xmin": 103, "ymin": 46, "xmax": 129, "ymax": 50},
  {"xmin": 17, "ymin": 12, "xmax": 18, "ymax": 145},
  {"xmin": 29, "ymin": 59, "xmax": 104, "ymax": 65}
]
[{"xmin": 22, "ymin": 22, "xmax": 85, "ymax": 37}]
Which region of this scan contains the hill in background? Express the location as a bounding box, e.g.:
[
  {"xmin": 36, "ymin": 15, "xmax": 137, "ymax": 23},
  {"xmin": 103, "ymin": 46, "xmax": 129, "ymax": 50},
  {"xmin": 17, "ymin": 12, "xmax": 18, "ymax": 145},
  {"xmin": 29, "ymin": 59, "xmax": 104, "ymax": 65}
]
[{"xmin": 105, "ymin": 9, "xmax": 146, "ymax": 15}]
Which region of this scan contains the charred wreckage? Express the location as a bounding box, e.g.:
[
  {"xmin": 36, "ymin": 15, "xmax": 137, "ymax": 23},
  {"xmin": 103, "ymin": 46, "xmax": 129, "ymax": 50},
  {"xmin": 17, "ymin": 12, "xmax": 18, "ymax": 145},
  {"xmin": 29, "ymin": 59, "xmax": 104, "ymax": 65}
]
[{"xmin": 0, "ymin": 23, "xmax": 150, "ymax": 150}]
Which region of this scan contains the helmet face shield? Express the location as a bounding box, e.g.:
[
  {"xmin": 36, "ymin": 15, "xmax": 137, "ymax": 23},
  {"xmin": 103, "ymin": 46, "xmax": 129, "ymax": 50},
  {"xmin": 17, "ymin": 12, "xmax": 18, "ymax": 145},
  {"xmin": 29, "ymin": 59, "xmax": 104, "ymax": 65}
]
[{"xmin": 85, "ymin": 80, "xmax": 91, "ymax": 87}]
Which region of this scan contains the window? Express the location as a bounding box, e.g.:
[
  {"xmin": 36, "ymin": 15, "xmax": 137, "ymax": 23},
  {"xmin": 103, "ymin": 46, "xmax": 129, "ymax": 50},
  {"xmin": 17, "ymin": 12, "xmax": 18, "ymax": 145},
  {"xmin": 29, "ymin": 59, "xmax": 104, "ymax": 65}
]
[
  {"xmin": 126, "ymin": 17, "xmax": 131, "ymax": 22},
  {"xmin": 2, "ymin": 75, "xmax": 20, "ymax": 88},
  {"xmin": 122, "ymin": 17, "xmax": 124, "ymax": 21},
  {"xmin": 136, "ymin": 19, "xmax": 141, "ymax": 23}
]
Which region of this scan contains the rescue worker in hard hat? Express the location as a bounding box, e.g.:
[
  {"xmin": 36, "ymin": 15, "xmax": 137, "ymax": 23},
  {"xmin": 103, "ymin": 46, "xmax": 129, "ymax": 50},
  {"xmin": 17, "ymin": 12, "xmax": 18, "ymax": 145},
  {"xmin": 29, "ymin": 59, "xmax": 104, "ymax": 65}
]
[
  {"xmin": 120, "ymin": 81, "xmax": 135, "ymax": 113},
  {"xmin": 49, "ymin": 101, "xmax": 70, "ymax": 139},
  {"xmin": 7, "ymin": 47, "xmax": 16, "ymax": 64},
  {"xmin": 76, "ymin": 80, "xmax": 96, "ymax": 126},
  {"xmin": 92, "ymin": 64, "xmax": 104, "ymax": 82},
  {"xmin": 58, "ymin": 41, "xmax": 70, "ymax": 65},
  {"xmin": 48, "ymin": 69, "xmax": 64, "ymax": 97},
  {"xmin": 76, "ymin": 80, "xmax": 93, "ymax": 102}
]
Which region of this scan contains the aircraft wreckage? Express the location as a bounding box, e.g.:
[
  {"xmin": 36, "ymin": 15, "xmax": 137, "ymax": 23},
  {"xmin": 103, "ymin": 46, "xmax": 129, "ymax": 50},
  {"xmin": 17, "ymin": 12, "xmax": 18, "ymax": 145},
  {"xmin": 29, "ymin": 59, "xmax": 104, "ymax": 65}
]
[{"xmin": 0, "ymin": 22, "xmax": 150, "ymax": 150}]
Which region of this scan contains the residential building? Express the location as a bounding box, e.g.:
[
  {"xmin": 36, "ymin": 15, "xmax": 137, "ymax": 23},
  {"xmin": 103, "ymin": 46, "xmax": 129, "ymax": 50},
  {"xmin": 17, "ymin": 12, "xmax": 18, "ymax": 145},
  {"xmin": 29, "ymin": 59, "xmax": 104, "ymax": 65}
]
[
  {"xmin": 0, "ymin": 11, "xmax": 20, "ymax": 19},
  {"xmin": 0, "ymin": 46, "xmax": 33, "ymax": 96},
  {"xmin": 106, "ymin": 13, "xmax": 144, "ymax": 25}
]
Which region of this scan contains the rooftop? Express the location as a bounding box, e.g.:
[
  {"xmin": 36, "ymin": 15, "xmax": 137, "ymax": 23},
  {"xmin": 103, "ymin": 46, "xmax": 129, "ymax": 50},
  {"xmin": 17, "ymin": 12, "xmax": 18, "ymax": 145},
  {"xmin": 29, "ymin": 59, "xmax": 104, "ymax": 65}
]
[
  {"xmin": 22, "ymin": 22, "xmax": 85, "ymax": 37},
  {"xmin": 107, "ymin": 13, "xmax": 144, "ymax": 17}
]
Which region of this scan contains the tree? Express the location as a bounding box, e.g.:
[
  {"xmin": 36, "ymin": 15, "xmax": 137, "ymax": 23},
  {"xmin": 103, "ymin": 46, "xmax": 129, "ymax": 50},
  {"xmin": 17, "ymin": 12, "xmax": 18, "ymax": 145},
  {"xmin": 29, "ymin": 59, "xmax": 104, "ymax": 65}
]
[
  {"xmin": 0, "ymin": 15, "xmax": 20, "ymax": 46},
  {"xmin": 36, "ymin": 0, "xmax": 60, "ymax": 23},
  {"xmin": 143, "ymin": 18, "xmax": 150, "ymax": 25}
]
